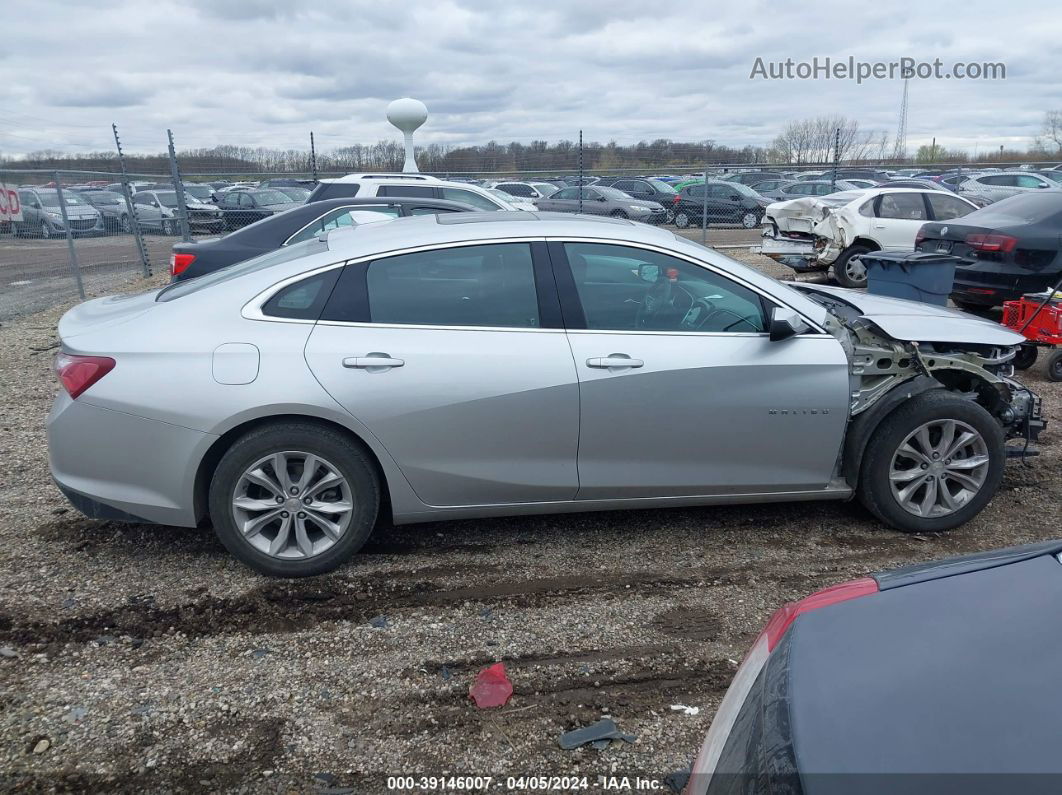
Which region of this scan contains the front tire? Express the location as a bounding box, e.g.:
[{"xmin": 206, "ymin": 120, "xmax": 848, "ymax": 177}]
[
  {"xmin": 858, "ymin": 391, "xmax": 1005, "ymax": 533},
  {"xmin": 740, "ymin": 211, "xmax": 760, "ymax": 229},
  {"xmin": 674, "ymin": 211, "xmax": 692, "ymax": 229},
  {"xmin": 208, "ymin": 422, "xmax": 380, "ymax": 577},
  {"xmin": 1013, "ymin": 344, "xmax": 1038, "ymax": 370},
  {"xmin": 162, "ymin": 219, "xmax": 178, "ymax": 235},
  {"xmin": 832, "ymin": 244, "xmax": 874, "ymax": 289}
]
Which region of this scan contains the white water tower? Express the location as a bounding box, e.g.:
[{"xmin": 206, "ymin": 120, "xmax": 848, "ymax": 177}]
[{"xmin": 386, "ymin": 98, "xmax": 428, "ymax": 173}]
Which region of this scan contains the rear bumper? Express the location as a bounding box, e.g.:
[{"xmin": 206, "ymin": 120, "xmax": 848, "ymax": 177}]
[
  {"xmin": 47, "ymin": 393, "xmax": 215, "ymax": 527},
  {"xmin": 952, "ymin": 266, "xmax": 1062, "ymax": 307}
]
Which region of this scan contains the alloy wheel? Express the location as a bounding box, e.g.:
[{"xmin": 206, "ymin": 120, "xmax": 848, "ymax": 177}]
[
  {"xmin": 845, "ymin": 256, "xmax": 867, "ymax": 284},
  {"xmin": 741, "ymin": 211, "xmax": 758, "ymax": 228},
  {"xmin": 889, "ymin": 419, "xmax": 990, "ymax": 518},
  {"xmin": 231, "ymin": 451, "xmax": 354, "ymax": 560}
]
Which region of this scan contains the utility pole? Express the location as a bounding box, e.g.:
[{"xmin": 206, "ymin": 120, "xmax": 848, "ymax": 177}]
[{"xmin": 112, "ymin": 123, "xmax": 151, "ymax": 277}]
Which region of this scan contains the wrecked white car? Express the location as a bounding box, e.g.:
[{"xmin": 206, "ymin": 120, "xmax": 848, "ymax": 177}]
[{"xmin": 760, "ymin": 188, "xmax": 979, "ymax": 288}]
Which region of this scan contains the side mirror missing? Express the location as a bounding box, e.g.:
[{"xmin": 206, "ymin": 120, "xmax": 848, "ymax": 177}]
[{"xmin": 769, "ymin": 306, "xmax": 810, "ymax": 342}]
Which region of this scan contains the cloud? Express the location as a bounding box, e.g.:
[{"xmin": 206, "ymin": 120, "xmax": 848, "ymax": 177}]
[{"xmin": 1, "ymin": 0, "xmax": 1059, "ymax": 159}]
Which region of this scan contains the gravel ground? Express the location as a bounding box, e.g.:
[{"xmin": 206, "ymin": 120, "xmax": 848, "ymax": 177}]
[{"xmin": 0, "ymin": 250, "xmax": 1059, "ymax": 793}]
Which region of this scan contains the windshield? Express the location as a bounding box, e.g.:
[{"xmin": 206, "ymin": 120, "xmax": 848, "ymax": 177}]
[
  {"xmin": 275, "ymin": 187, "xmax": 310, "ymax": 200},
  {"xmin": 39, "ymin": 191, "xmax": 84, "ymax": 206},
  {"xmin": 85, "ymin": 191, "xmax": 122, "ymax": 204},
  {"xmin": 647, "ymin": 179, "xmax": 678, "ymax": 194},
  {"xmin": 185, "ymin": 185, "xmax": 213, "ymax": 199},
  {"xmin": 252, "ymin": 190, "xmax": 293, "ymax": 205},
  {"xmin": 726, "ymin": 183, "xmax": 760, "ymax": 198},
  {"xmin": 154, "ymin": 191, "xmax": 180, "ymax": 208},
  {"xmin": 157, "ymin": 238, "xmax": 328, "ymax": 302},
  {"xmin": 532, "ymin": 183, "xmax": 558, "ymax": 197},
  {"xmin": 596, "ymin": 186, "xmax": 631, "ymax": 199}
]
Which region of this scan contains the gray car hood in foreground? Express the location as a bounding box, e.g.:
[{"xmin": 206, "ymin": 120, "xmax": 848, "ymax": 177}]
[{"xmin": 793, "ymin": 283, "xmax": 1026, "ymax": 346}]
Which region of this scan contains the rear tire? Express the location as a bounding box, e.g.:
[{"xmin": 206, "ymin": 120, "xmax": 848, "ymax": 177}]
[
  {"xmin": 674, "ymin": 211, "xmax": 691, "ymax": 229},
  {"xmin": 1013, "ymin": 344, "xmax": 1038, "ymax": 371},
  {"xmin": 740, "ymin": 211, "xmax": 760, "ymax": 229},
  {"xmin": 1047, "ymin": 350, "xmax": 1062, "ymax": 382},
  {"xmin": 832, "ymin": 244, "xmax": 874, "ymax": 289},
  {"xmin": 162, "ymin": 219, "xmax": 178, "ymax": 235},
  {"xmin": 208, "ymin": 422, "xmax": 380, "ymax": 577},
  {"xmin": 857, "ymin": 391, "xmax": 1005, "ymax": 533}
]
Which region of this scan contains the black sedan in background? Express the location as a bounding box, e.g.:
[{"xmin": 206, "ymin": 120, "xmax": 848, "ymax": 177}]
[
  {"xmin": 215, "ymin": 189, "xmax": 301, "ymax": 230},
  {"xmin": 170, "ymin": 196, "xmax": 480, "ymax": 280},
  {"xmin": 688, "ymin": 539, "xmax": 1062, "ymax": 794},
  {"xmin": 671, "ymin": 181, "xmax": 771, "ymax": 229},
  {"xmin": 914, "ymin": 192, "xmax": 1062, "ymax": 308}
]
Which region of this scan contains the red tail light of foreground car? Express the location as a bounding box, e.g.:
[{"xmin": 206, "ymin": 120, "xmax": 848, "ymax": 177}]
[
  {"xmin": 55, "ymin": 353, "xmax": 115, "ymax": 399},
  {"xmin": 686, "ymin": 577, "xmax": 879, "ymax": 794}
]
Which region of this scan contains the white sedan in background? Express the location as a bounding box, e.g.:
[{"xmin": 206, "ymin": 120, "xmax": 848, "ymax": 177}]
[{"xmin": 759, "ymin": 187, "xmax": 979, "ymax": 288}]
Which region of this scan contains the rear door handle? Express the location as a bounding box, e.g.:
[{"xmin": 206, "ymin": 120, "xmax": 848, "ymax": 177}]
[
  {"xmin": 586, "ymin": 355, "xmax": 644, "ymax": 370},
  {"xmin": 343, "ymin": 353, "xmax": 404, "ymax": 370}
]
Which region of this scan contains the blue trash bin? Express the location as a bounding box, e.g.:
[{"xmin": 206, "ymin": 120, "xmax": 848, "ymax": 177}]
[{"xmin": 862, "ymin": 251, "xmax": 958, "ymax": 307}]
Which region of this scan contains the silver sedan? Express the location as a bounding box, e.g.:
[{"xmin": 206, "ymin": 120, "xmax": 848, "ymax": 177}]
[{"xmin": 48, "ymin": 213, "xmax": 1043, "ymax": 576}]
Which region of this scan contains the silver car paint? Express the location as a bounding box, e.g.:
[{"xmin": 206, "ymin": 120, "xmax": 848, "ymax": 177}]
[{"xmin": 47, "ymin": 212, "xmax": 1011, "ymax": 529}]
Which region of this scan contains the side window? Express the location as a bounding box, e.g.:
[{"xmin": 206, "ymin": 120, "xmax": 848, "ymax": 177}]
[
  {"xmin": 238, "ymin": 193, "xmax": 255, "ymax": 207},
  {"xmin": 441, "ymin": 187, "xmax": 503, "ymax": 211},
  {"xmin": 687, "ymin": 185, "xmax": 705, "ymax": 198},
  {"xmin": 262, "ymin": 269, "xmax": 341, "ymax": 320},
  {"xmin": 877, "ymin": 193, "xmax": 927, "ymax": 220},
  {"xmin": 563, "ymin": 242, "xmax": 769, "ymax": 333},
  {"xmin": 365, "ymin": 243, "xmax": 540, "ymax": 328},
  {"xmin": 926, "ymin": 193, "xmax": 974, "ymax": 220},
  {"xmin": 286, "ymin": 207, "xmax": 390, "ymax": 244},
  {"xmin": 378, "ymin": 185, "xmax": 434, "ymax": 198},
  {"xmin": 858, "ymin": 198, "xmax": 876, "ymax": 217},
  {"xmin": 1016, "ymin": 175, "xmax": 1046, "ymax": 188},
  {"xmin": 553, "ymin": 188, "xmax": 577, "ymax": 200}
]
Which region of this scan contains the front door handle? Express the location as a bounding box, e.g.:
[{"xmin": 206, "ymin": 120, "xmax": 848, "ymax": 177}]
[
  {"xmin": 343, "ymin": 353, "xmax": 405, "ymax": 371},
  {"xmin": 586, "ymin": 355, "xmax": 644, "ymax": 370}
]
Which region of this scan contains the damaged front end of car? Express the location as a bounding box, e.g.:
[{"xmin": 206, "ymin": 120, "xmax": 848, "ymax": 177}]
[{"xmin": 794, "ymin": 284, "xmax": 1046, "ymax": 484}]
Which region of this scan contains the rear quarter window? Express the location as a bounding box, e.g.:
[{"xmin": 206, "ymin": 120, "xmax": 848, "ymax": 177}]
[{"xmin": 261, "ymin": 269, "xmax": 341, "ymax": 320}]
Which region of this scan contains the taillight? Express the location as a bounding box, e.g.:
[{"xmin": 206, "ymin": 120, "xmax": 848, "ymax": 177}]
[
  {"xmin": 761, "ymin": 577, "xmax": 878, "ymax": 651},
  {"xmin": 672, "ymin": 194, "xmax": 680, "ymax": 205},
  {"xmin": 170, "ymin": 252, "xmax": 196, "ymax": 276},
  {"xmin": 965, "ymin": 233, "xmax": 1017, "ymax": 253},
  {"xmin": 55, "ymin": 353, "xmax": 115, "ymax": 399},
  {"xmin": 914, "ymin": 228, "xmax": 927, "ymax": 248}
]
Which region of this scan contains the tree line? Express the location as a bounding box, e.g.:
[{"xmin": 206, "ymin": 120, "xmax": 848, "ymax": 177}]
[{"xmin": 4, "ymin": 113, "xmax": 1061, "ymax": 176}]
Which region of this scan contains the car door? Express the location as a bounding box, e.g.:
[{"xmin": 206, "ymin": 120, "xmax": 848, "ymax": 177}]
[
  {"xmin": 581, "ymin": 187, "xmax": 611, "ymax": 216},
  {"xmin": 709, "ymin": 184, "xmax": 743, "ymax": 221},
  {"xmin": 872, "ymin": 192, "xmax": 930, "ymax": 250},
  {"xmin": 303, "ymin": 241, "xmax": 580, "ymax": 507},
  {"xmin": 536, "ymin": 186, "xmax": 572, "ymax": 212},
  {"xmin": 133, "ymin": 192, "xmax": 161, "ymax": 228},
  {"xmin": 552, "ymin": 241, "xmax": 848, "ymax": 498}
]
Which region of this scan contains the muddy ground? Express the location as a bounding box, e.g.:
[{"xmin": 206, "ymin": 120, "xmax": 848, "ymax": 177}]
[{"xmin": 0, "ymin": 254, "xmax": 1059, "ymax": 793}]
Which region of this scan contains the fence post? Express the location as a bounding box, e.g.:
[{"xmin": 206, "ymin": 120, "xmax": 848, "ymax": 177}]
[
  {"xmin": 54, "ymin": 172, "xmax": 86, "ymax": 300},
  {"xmin": 310, "ymin": 131, "xmax": 319, "ymax": 182},
  {"xmin": 577, "ymin": 130, "xmax": 583, "ymax": 214},
  {"xmin": 167, "ymin": 129, "xmax": 192, "ymax": 243},
  {"xmin": 830, "ymin": 128, "xmax": 840, "ymax": 191},
  {"xmin": 112, "ymin": 123, "xmax": 151, "ymax": 277},
  {"xmin": 701, "ymin": 165, "xmax": 708, "ymax": 245}
]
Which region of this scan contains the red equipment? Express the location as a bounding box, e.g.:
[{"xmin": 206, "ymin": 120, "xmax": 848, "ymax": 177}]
[{"xmin": 1001, "ymin": 291, "xmax": 1062, "ymax": 381}]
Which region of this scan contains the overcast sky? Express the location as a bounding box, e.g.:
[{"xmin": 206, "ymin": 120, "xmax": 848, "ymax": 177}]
[{"xmin": 2, "ymin": 0, "xmax": 1060, "ymax": 159}]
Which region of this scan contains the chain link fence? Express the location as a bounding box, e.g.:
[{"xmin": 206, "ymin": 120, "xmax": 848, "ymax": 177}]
[{"xmin": 3, "ymin": 152, "xmax": 1058, "ymax": 322}]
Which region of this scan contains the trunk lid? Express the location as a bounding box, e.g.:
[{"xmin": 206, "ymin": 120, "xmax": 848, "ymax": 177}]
[{"xmin": 58, "ymin": 290, "xmax": 161, "ymax": 341}]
